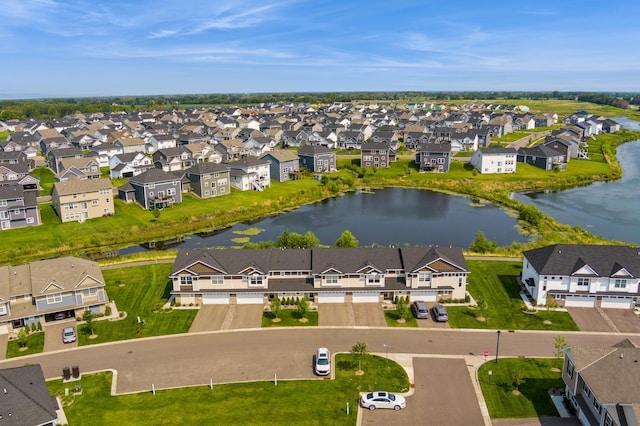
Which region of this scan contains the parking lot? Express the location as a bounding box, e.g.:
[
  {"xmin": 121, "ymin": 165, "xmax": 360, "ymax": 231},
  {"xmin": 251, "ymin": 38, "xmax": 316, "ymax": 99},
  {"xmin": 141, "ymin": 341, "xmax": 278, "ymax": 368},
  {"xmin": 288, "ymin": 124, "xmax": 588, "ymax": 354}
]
[{"xmin": 361, "ymin": 357, "xmax": 484, "ymax": 425}]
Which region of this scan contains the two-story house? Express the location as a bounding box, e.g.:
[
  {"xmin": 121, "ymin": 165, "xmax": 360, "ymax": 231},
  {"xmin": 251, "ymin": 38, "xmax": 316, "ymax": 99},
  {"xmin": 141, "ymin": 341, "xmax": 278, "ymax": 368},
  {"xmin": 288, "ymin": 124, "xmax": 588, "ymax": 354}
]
[
  {"xmin": 415, "ymin": 142, "xmax": 452, "ymax": 172},
  {"xmin": 51, "ymin": 178, "xmax": 114, "ymax": 223},
  {"xmin": 361, "ymin": 142, "xmax": 395, "ymax": 169},
  {"xmin": 184, "ymin": 162, "xmax": 230, "ymax": 199},
  {"xmin": 521, "ymin": 244, "xmax": 640, "ymax": 308},
  {"xmin": 517, "ymin": 145, "xmax": 566, "ymax": 171},
  {"xmin": 0, "ymin": 184, "xmax": 41, "ymax": 230},
  {"xmin": 118, "ymin": 168, "xmax": 183, "ymax": 210},
  {"xmin": 0, "ymin": 256, "xmax": 108, "ymax": 332},
  {"xmin": 260, "ymin": 150, "xmax": 299, "ymax": 182},
  {"xmin": 109, "ymin": 151, "xmax": 154, "ymax": 179},
  {"xmin": 562, "ymin": 339, "xmax": 640, "ymax": 426},
  {"xmin": 226, "ymin": 157, "xmax": 271, "ymax": 191},
  {"xmin": 298, "ymin": 144, "xmax": 336, "ymax": 173},
  {"xmin": 470, "ymin": 146, "xmax": 517, "ymax": 174},
  {"xmin": 169, "ymin": 246, "xmax": 468, "ymax": 306}
]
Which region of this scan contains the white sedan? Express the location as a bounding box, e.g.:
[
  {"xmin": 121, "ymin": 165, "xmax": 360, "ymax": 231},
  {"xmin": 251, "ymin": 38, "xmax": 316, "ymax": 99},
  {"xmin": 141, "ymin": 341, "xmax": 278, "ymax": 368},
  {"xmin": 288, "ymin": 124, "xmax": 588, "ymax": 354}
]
[{"xmin": 360, "ymin": 391, "xmax": 406, "ymax": 411}]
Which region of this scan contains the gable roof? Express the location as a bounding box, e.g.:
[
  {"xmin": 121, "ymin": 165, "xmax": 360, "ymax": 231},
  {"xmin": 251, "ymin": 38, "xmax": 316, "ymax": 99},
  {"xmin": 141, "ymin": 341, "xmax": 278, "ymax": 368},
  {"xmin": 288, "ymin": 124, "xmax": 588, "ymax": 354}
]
[
  {"xmin": 53, "ymin": 177, "xmax": 113, "ymax": 196},
  {"xmin": 0, "ymin": 365, "xmax": 58, "ymax": 426},
  {"xmin": 523, "ymin": 244, "xmax": 640, "ymax": 278}
]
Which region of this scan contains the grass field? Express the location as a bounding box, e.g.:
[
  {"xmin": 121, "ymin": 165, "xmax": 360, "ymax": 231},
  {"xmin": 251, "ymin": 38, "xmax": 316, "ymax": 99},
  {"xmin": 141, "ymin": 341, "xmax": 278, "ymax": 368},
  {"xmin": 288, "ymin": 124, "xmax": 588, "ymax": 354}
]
[
  {"xmin": 383, "ymin": 310, "xmax": 418, "ymax": 327},
  {"xmin": 448, "ymin": 261, "xmax": 578, "ymax": 331},
  {"xmin": 78, "ymin": 264, "xmax": 197, "ymax": 345},
  {"xmin": 478, "ymin": 357, "xmax": 564, "ymax": 418},
  {"xmin": 6, "ymin": 331, "xmax": 45, "ymax": 358},
  {"xmin": 47, "ymin": 353, "xmax": 409, "ymax": 425},
  {"xmin": 262, "ymin": 309, "xmax": 319, "ymax": 327}
]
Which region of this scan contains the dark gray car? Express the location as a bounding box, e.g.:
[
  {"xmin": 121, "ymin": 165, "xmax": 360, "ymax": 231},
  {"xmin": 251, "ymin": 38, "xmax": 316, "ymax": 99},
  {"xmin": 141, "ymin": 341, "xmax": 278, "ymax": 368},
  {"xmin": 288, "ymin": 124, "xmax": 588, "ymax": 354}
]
[
  {"xmin": 432, "ymin": 304, "xmax": 448, "ymax": 322},
  {"xmin": 410, "ymin": 300, "xmax": 429, "ymax": 319}
]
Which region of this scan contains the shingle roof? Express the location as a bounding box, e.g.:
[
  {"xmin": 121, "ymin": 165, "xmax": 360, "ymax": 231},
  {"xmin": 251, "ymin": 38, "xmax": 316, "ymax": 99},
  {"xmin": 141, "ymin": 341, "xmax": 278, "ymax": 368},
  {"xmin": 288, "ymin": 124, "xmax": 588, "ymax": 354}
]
[{"xmin": 0, "ymin": 365, "xmax": 58, "ymax": 426}]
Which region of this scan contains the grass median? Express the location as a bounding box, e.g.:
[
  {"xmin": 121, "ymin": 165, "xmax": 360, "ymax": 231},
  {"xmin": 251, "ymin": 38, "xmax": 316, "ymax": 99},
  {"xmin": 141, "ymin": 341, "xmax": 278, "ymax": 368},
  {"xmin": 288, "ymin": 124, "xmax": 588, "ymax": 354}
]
[{"xmin": 48, "ymin": 353, "xmax": 409, "ymax": 425}]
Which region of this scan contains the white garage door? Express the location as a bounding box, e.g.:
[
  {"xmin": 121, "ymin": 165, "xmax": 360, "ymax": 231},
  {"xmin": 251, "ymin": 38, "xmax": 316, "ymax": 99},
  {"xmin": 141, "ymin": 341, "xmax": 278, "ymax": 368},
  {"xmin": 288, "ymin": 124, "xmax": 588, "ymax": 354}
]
[
  {"xmin": 410, "ymin": 291, "xmax": 437, "ymax": 302},
  {"xmin": 236, "ymin": 293, "xmax": 265, "ymax": 304},
  {"xmin": 202, "ymin": 293, "xmax": 230, "ymax": 305},
  {"xmin": 565, "ymin": 295, "xmax": 597, "ymax": 308},
  {"xmin": 601, "ymin": 297, "xmax": 634, "ymax": 309},
  {"xmin": 352, "ymin": 292, "xmax": 380, "ymax": 303},
  {"xmin": 317, "ymin": 292, "xmax": 346, "ymax": 304}
]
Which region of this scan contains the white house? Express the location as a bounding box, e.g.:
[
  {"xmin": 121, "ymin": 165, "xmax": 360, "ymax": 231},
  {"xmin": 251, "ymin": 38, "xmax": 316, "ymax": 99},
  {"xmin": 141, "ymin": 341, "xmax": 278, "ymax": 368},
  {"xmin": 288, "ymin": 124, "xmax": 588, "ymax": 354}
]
[
  {"xmin": 521, "ymin": 244, "xmax": 640, "ymax": 308},
  {"xmin": 226, "ymin": 157, "xmax": 271, "ymax": 191},
  {"xmin": 470, "ymin": 146, "xmax": 517, "ymax": 174}
]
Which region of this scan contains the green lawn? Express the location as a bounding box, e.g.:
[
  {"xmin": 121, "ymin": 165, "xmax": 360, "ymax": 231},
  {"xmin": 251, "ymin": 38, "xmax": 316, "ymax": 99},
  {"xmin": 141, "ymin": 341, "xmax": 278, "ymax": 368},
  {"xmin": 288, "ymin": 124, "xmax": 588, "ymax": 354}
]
[
  {"xmin": 78, "ymin": 264, "xmax": 197, "ymax": 345},
  {"xmin": 383, "ymin": 310, "xmax": 418, "ymax": 327},
  {"xmin": 31, "ymin": 166, "xmax": 57, "ymax": 196},
  {"xmin": 6, "ymin": 331, "xmax": 45, "ymax": 358},
  {"xmin": 448, "ymin": 261, "xmax": 578, "ymax": 331},
  {"xmin": 479, "ymin": 357, "xmax": 564, "ymax": 418},
  {"xmin": 47, "ymin": 353, "xmax": 409, "ymax": 425},
  {"xmin": 262, "ymin": 309, "xmax": 319, "ymax": 327}
]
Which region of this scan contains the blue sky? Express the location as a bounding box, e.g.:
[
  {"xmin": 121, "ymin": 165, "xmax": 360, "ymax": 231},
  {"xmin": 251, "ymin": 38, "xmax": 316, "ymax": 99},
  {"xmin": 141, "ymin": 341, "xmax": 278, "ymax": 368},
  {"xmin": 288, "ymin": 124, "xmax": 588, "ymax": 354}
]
[{"xmin": 1, "ymin": 0, "xmax": 639, "ymax": 99}]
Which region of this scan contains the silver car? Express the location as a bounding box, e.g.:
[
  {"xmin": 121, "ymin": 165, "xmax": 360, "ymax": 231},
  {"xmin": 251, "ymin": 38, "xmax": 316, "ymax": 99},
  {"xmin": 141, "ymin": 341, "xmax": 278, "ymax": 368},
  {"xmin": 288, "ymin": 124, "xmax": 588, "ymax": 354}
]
[
  {"xmin": 360, "ymin": 391, "xmax": 406, "ymax": 411},
  {"xmin": 432, "ymin": 304, "xmax": 448, "ymax": 322},
  {"xmin": 62, "ymin": 326, "xmax": 76, "ymax": 343}
]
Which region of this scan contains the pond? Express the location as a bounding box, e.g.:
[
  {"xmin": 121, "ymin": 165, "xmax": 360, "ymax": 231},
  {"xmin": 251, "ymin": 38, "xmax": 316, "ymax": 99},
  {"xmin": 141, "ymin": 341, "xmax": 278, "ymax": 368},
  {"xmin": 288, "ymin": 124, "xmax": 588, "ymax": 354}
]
[
  {"xmin": 122, "ymin": 187, "xmax": 528, "ymax": 254},
  {"xmin": 512, "ymin": 117, "xmax": 640, "ymax": 245}
]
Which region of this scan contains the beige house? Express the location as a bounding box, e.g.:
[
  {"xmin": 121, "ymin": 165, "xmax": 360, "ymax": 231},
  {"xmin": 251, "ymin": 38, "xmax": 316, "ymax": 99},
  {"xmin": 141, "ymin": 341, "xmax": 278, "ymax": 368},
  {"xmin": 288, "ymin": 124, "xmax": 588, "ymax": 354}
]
[
  {"xmin": 170, "ymin": 246, "xmax": 468, "ymax": 305},
  {"xmin": 51, "ymin": 177, "xmax": 114, "ymax": 223}
]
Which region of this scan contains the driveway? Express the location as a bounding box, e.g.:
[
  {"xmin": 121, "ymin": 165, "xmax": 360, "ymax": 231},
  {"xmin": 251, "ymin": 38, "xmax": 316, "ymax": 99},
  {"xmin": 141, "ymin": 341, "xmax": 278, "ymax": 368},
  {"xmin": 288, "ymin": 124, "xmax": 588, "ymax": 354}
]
[
  {"xmin": 361, "ymin": 357, "xmax": 485, "ymax": 425},
  {"xmin": 0, "ymin": 333, "xmax": 7, "ymax": 360},
  {"xmin": 353, "ymin": 304, "xmax": 386, "ymax": 327},
  {"xmin": 226, "ymin": 305, "xmax": 263, "ymax": 329},
  {"xmin": 188, "ymin": 306, "xmax": 230, "ymax": 333},
  {"xmin": 416, "ymin": 315, "xmax": 451, "ymax": 329},
  {"xmin": 602, "ymin": 309, "xmax": 640, "ymax": 333},
  {"xmin": 318, "ymin": 304, "xmax": 353, "ymax": 326},
  {"xmin": 44, "ymin": 320, "xmax": 77, "ymax": 352},
  {"xmin": 565, "ymin": 308, "xmax": 612, "ymax": 332}
]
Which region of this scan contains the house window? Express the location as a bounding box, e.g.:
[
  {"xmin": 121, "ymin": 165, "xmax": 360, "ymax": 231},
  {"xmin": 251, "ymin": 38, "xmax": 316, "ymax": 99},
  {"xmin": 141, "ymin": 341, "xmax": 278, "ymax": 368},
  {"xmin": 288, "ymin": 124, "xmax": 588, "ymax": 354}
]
[
  {"xmin": 82, "ymin": 288, "xmax": 97, "ymax": 297},
  {"xmin": 582, "ymin": 382, "xmax": 592, "ymax": 398},
  {"xmin": 213, "ymin": 172, "xmax": 220, "ymax": 178},
  {"xmin": 593, "ymin": 399, "xmax": 601, "ymax": 414},
  {"xmin": 203, "ymin": 174, "xmax": 211, "ymax": 179},
  {"xmin": 577, "ymin": 278, "xmax": 589, "ymax": 288},
  {"xmin": 149, "ymin": 183, "xmax": 155, "ymax": 189},
  {"xmin": 180, "ymin": 276, "xmax": 193, "ymax": 286},
  {"xmin": 366, "ymin": 274, "xmax": 382, "ymax": 285},
  {"xmin": 459, "ymin": 277, "xmax": 464, "ymax": 287},
  {"xmin": 249, "ymin": 276, "xmax": 264, "ymax": 286},
  {"xmin": 0, "ymin": 304, "xmax": 6, "ymax": 315},
  {"xmin": 566, "ymin": 359, "xmax": 574, "ymax": 379},
  {"xmin": 167, "ymin": 188, "xmax": 176, "ymax": 196},
  {"xmin": 418, "ymin": 272, "xmax": 431, "ymax": 282},
  {"xmin": 211, "ymin": 276, "xmax": 224, "ymax": 285},
  {"xmin": 0, "ymin": 200, "xmax": 6, "ymax": 207},
  {"xmin": 46, "ymin": 293, "xmax": 63, "ymax": 304},
  {"xmin": 614, "ymin": 279, "xmax": 627, "ymax": 288},
  {"xmin": 325, "ymin": 275, "xmax": 339, "ymax": 285},
  {"xmin": 92, "ymin": 199, "xmax": 99, "ymax": 206},
  {"xmin": 604, "ymin": 413, "xmax": 614, "ymax": 426},
  {"xmin": 26, "ymin": 217, "xmax": 34, "ymax": 224}
]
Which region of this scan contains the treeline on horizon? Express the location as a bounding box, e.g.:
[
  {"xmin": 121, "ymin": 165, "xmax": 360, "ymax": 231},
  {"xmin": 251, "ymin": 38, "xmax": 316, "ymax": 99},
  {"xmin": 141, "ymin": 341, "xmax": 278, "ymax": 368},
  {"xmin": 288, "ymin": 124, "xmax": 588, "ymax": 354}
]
[{"xmin": 1, "ymin": 91, "xmax": 639, "ymax": 121}]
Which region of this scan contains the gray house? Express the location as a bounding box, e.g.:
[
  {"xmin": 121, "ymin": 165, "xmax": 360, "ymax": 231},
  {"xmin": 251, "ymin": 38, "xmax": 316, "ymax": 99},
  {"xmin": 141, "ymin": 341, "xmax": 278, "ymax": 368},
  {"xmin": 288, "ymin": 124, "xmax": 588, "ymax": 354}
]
[
  {"xmin": 260, "ymin": 150, "xmax": 300, "ymax": 182},
  {"xmin": 517, "ymin": 145, "xmax": 566, "ymax": 171},
  {"xmin": 0, "ymin": 365, "xmax": 59, "ymax": 425},
  {"xmin": 118, "ymin": 168, "xmax": 182, "ymax": 209},
  {"xmin": 298, "ymin": 144, "xmax": 336, "ymax": 172},
  {"xmin": 415, "ymin": 142, "xmax": 452, "ymax": 172},
  {"xmin": 184, "ymin": 162, "xmax": 230, "ymax": 199},
  {"xmin": 0, "ymin": 184, "xmax": 41, "ymax": 231}
]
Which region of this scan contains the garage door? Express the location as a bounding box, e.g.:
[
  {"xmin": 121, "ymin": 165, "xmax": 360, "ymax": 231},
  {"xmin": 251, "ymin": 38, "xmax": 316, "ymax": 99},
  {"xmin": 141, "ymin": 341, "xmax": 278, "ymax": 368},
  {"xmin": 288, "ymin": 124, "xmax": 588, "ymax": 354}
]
[
  {"xmin": 236, "ymin": 293, "xmax": 265, "ymax": 304},
  {"xmin": 202, "ymin": 293, "xmax": 230, "ymax": 305},
  {"xmin": 317, "ymin": 292, "xmax": 346, "ymax": 304},
  {"xmin": 565, "ymin": 295, "xmax": 597, "ymax": 308},
  {"xmin": 352, "ymin": 292, "xmax": 380, "ymax": 303},
  {"xmin": 410, "ymin": 291, "xmax": 437, "ymax": 302},
  {"xmin": 601, "ymin": 297, "xmax": 634, "ymax": 309}
]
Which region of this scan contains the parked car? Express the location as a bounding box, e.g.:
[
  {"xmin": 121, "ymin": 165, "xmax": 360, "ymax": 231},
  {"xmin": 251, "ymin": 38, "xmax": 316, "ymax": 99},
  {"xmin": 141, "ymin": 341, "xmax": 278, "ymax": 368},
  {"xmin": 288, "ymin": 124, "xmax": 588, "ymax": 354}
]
[
  {"xmin": 432, "ymin": 304, "xmax": 448, "ymax": 322},
  {"xmin": 315, "ymin": 347, "xmax": 331, "ymax": 376},
  {"xmin": 54, "ymin": 312, "xmax": 66, "ymax": 320},
  {"xmin": 62, "ymin": 326, "xmax": 76, "ymax": 344},
  {"xmin": 410, "ymin": 300, "xmax": 429, "ymax": 319},
  {"xmin": 360, "ymin": 391, "xmax": 406, "ymax": 411}
]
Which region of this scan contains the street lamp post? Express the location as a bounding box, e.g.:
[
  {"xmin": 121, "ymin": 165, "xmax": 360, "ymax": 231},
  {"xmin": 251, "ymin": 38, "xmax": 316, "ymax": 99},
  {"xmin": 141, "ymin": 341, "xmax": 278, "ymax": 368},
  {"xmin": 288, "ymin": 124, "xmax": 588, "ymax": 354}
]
[{"xmin": 495, "ymin": 330, "xmax": 502, "ymax": 363}]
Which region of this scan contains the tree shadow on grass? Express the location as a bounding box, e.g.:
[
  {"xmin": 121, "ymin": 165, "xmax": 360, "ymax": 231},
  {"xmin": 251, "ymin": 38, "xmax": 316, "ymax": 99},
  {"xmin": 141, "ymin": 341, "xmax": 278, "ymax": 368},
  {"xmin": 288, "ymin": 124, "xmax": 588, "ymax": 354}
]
[
  {"xmin": 497, "ymin": 274, "xmax": 523, "ymax": 300},
  {"xmin": 518, "ymin": 378, "xmax": 565, "ymax": 417},
  {"xmin": 162, "ymin": 280, "xmax": 173, "ymax": 300}
]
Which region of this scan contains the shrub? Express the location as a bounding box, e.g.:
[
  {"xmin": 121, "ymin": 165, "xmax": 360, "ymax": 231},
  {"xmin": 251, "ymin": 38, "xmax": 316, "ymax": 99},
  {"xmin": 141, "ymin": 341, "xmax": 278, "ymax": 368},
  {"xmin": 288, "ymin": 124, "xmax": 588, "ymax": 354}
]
[
  {"xmin": 105, "ymin": 306, "xmax": 112, "ymax": 317},
  {"xmin": 31, "ymin": 322, "xmax": 37, "ymax": 332},
  {"xmin": 37, "ymin": 322, "xmax": 42, "ymax": 331}
]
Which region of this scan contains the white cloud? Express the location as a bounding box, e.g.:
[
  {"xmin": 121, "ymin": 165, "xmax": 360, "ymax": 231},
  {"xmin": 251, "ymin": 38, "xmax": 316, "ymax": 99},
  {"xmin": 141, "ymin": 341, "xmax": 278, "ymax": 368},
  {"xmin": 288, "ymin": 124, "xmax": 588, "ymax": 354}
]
[
  {"xmin": 189, "ymin": 4, "xmax": 278, "ymax": 33},
  {"xmin": 148, "ymin": 29, "xmax": 179, "ymax": 39}
]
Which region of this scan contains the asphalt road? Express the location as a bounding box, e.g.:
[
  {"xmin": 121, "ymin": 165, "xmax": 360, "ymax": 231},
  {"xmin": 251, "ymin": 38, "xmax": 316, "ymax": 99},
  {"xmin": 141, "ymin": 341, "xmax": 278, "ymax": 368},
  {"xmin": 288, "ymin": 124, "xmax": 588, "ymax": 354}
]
[{"xmin": 0, "ymin": 328, "xmax": 635, "ymax": 395}]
